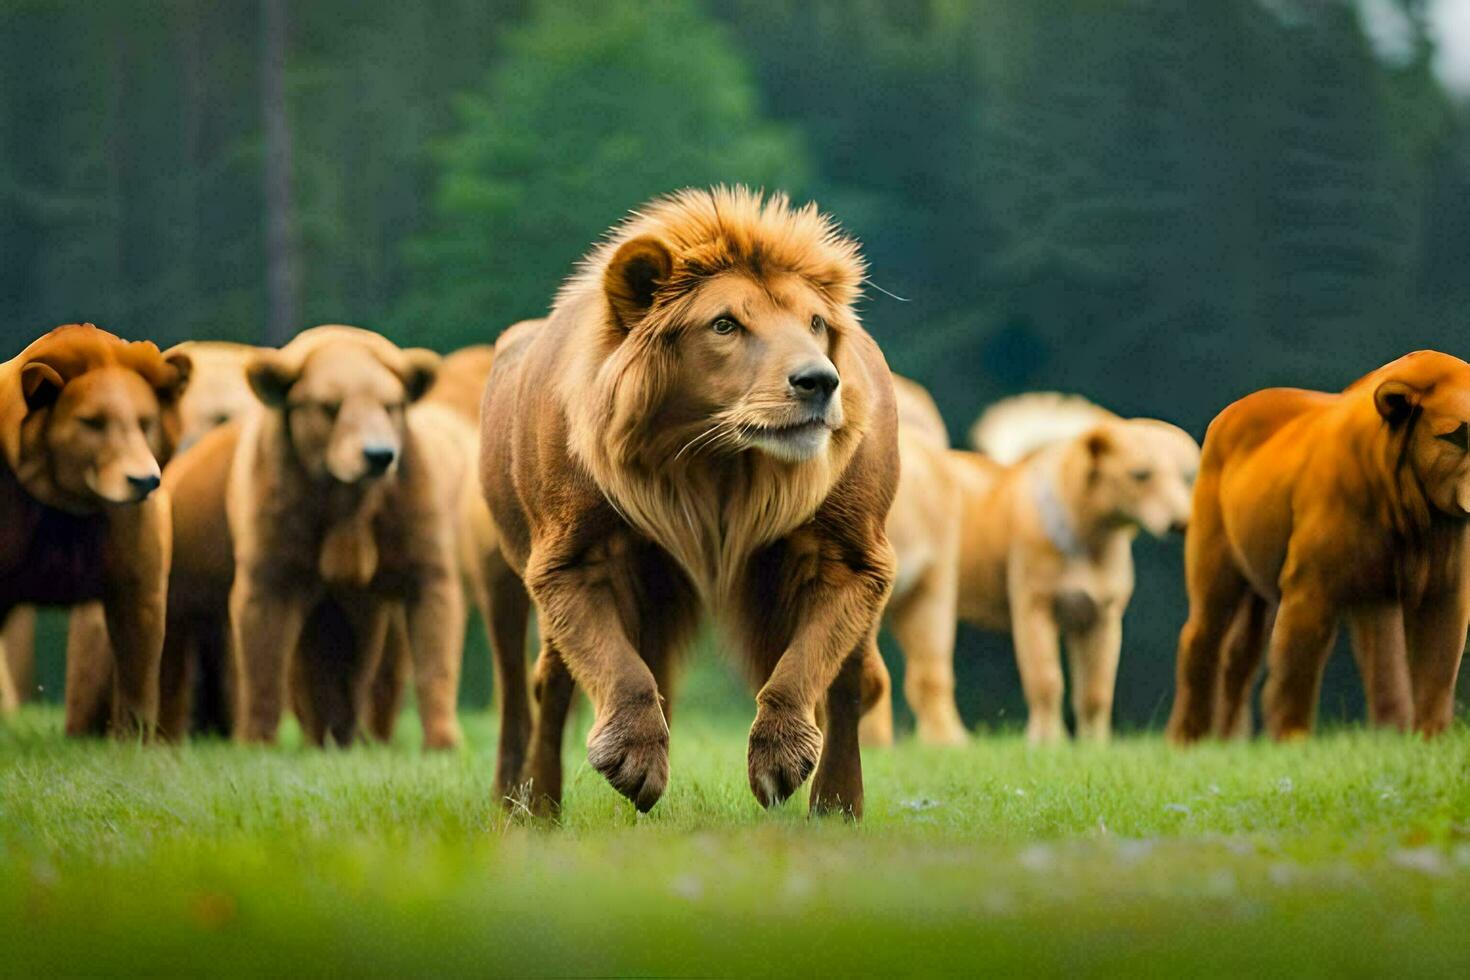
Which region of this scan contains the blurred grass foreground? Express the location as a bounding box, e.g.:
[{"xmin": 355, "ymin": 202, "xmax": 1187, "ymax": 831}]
[{"xmin": 3, "ymin": 706, "xmax": 1470, "ymax": 975}]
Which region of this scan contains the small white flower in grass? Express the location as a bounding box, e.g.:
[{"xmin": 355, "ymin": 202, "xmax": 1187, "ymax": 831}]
[
  {"xmin": 900, "ymin": 797, "xmax": 942, "ymax": 813},
  {"xmin": 1268, "ymin": 863, "xmax": 1296, "ymax": 887},
  {"xmin": 1390, "ymin": 847, "xmax": 1449, "ymax": 877},
  {"xmin": 1204, "ymin": 869, "xmax": 1236, "ymax": 897},
  {"xmin": 982, "ymin": 891, "xmax": 1016, "ymax": 915},
  {"xmin": 1164, "ymin": 803, "xmax": 1191, "ymax": 816},
  {"xmin": 1208, "ymin": 784, "xmax": 1222, "ymax": 796},
  {"xmin": 1115, "ymin": 838, "xmax": 1156, "ymax": 864},
  {"xmin": 670, "ymin": 872, "xmax": 703, "ymax": 900},
  {"xmin": 1276, "ymin": 777, "xmax": 1294, "ymax": 794},
  {"xmin": 1018, "ymin": 844, "xmax": 1054, "ymax": 872},
  {"xmin": 1014, "ymin": 788, "xmax": 1026, "ymax": 797},
  {"xmin": 782, "ymin": 872, "xmax": 814, "ymax": 901}
]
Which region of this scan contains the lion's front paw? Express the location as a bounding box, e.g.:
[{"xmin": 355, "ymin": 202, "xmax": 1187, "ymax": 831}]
[
  {"xmin": 422, "ymin": 719, "xmax": 463, "ymax": 752},
  {"xmin": 747, "ymin": 708, "xmax": 822, "ymax": 808},
  {"xmin": 586, "ymin": 692, "xmax": 669, "ymax": 813}
]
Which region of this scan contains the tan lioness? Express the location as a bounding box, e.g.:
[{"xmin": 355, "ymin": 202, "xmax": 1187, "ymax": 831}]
[
  {"xmin": 869, "ymin": 388, "xmax": 1198, "ymax": 745},
  {"xmin": 61, "ymin": 339, "xmax": 265, "ymax": 734},
  {"xmin": 481, "ymin": 187, "xmax": 898, "ymax": 817},
  {"xmin": 228, "ymin": 326, "xmax": 466, "ymax": 748}
]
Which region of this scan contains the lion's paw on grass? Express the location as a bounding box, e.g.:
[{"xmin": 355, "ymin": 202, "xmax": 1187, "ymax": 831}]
[
  {"xmin": 747, "ymin": 709, "xmax": 823, "ymax": 807},
  {"xmin": 587, "ymin": 698, "xmax": 670, "ymax": 812}
]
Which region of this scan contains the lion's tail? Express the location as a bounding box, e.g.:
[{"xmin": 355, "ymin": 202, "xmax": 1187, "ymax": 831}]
[{"xmin": 968, "ymin": 392, "xmax": 1116, "ymax": 463}]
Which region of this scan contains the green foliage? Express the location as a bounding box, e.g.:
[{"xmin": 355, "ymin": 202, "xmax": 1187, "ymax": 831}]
[
  {"xmin": 394, "ymin": 0, "xmax": 811, "ymax": 348},
  {"xmin": 4, "ymin": 707, "xmax": 1470, "ymax": 974}
]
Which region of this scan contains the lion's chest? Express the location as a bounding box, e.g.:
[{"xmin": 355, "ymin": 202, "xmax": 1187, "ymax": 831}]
[{"xmin": 0, "ymin": 502, "xmax": 109, "ymax": 607}]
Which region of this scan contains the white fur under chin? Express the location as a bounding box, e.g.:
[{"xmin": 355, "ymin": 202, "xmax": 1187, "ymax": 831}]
[{"xmin": 750, "ymin": 426, "xmax": 831, "ymax": 463}]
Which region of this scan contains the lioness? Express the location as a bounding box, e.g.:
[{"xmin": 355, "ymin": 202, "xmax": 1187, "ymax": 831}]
[
  {"xmin": 62, "ymin": 339, "xmax": 264, "ymax": 734},
  {"xmin": 0, "ymin": 324, "xmax": 190, "ymax": 734},
  {"xmin": 871, "ymin": 388, "xmax": 1198, "ymax": 745},
  {"xmin": 1168, "ymin": 350, "xmax": 1470, "ymax": 742},
  {"xmin": 228, "ymin": 326, "xmax": 465, "ymax": 748},
  {"xmin": 364, "ymin": 342, "xmax": 534, "ymax": 770},
  {"xmin": 481, "ymin": 187, "xmax": 898, "ymax": 817}
]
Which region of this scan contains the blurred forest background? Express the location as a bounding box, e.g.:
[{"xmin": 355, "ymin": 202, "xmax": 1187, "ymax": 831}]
[{"xmin": 4, "ymin": 0, "xmax": 1470, "ymax": 730}]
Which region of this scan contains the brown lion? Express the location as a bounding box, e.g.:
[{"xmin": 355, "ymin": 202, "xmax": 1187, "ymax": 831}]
[
  {"xmin": 228, "ymin": 326, "xmax": 465, "ymax": 747},
  {"xmin": 0, "ymin": 324, "xmax": 190, "ymax": 734},
  {"xmin": 1168, "ymin": 350, "xmax": 1470, "ymax": 743},
  {"xmin": 480, "ymin": 187, "xmax": 898, "ymax": 817}
]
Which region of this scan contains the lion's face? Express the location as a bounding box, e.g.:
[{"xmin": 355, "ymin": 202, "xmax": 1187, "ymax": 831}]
[
  {"xmin": 601, "ymin": 234, "xmax": 855, "ymax": 467},
  {"xmin": 667, "ymin": 272, "xmax": 845, "ymax": 463},
  {"xmin": 1082, "ymin": 421, "xmax": 1196, "ymax": 538},
  {"xmin": 26, "ymin": 364, "xmax": 185, "ymax": 505},
  {"xmin": 173, "ymin": 345, "xmax": 258, "ymax": 451},
  {"xmin": 247, "ymin": 340, "xmax": 438, "ymax": 485},
  {"xmin": 1377, "ymin": 379, "xmax": 1470, "ymax": 516}
]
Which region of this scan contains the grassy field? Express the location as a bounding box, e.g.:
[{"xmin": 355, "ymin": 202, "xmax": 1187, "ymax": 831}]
[{"xmin": 3, "ymin": 705, "xmax": 1469, "ymax": 977}]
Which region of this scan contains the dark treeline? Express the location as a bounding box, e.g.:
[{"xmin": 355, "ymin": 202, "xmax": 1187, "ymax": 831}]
[{"xmin": 3, "ymin": 0, "xmax": 1467, "ymax": 727}]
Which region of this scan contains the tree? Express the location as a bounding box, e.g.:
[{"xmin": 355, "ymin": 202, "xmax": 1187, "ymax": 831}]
[
  {"xmin": 395, "ymin": 0, "xmax": 811, "ymax": 348},
  {"xmin": 260, "ymin": 0, "xmax": 299, "ymax": 345}
]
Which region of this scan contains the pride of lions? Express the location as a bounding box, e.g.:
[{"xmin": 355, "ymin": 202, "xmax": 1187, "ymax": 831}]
[{"xmin": 2, "ymin": 186, "xmax": 1467, "ymax": 820}]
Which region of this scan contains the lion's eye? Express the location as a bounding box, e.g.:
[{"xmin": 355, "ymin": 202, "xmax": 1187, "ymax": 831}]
[
  {"xmin": 811, "ymin": 314, "xmax": 827, "ymax": 334},
  {"xmin": 79, "ymin": 416, "xmax": 106, "ymax": 432},
  {"xmin": 1436, "ymin": 421, "xmax": 1470, "ymax": 451},
  {"xmin": 322, "ymin": 402, "xmax": 341, "ymax": 420},
  {"xmin": 711, "ymin": 317, "xmax": 740, "ymax": 336},
  {"xmin": 1130, "ymin": 468, "xmax": 1152, "ymax": 483}
]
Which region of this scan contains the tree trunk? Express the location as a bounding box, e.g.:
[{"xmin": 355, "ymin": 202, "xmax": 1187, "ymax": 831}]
[{"xmin": 260, "ymin": 0, "xmax": 298, "ymax": 345}]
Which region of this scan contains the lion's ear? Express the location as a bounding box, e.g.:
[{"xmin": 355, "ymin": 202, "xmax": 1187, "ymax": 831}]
[
  {"xmin": 158, "ymin": 350, "xmax": 192, "ymax": 405},
  {"xmin": 1375, "ymin": 380, "xmax": 1420, "ymax": 425},
  {"xmin": 1083, "ymin": 427, "xmax": 1113, "ymax": 460},
  {"xmin": 246, "ymin": 351, "xmax": 298, "ymax": 408},
  {"xmin": 604, "ymin": 235, "xmax": 673, "ymax": 329},
  {"xmin": 398, "ymin": 348, "xmax": 441, "ymax": 403},
  {"xmin": 20, "ymin": 361, "xmax": 64, "ymax": 411}
]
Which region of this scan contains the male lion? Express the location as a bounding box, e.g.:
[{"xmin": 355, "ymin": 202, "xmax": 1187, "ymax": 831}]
[
  {"xmin": 228, "ymin": 326, "xmax": 466, "ymax": 748},
  {"xmin": 1168, "ymin": 350, "xmax": 1470, "ymax": 743},
  {"xmin": 870, "ymin": 387, "xmax": 1198, "ymax": 745},
  {"xmin": 480, "ymin": 187, "xmax": 898, "ymax": 817},
  {"xmin": 0, "ymin": 324, "xmax": 190, "ymax": 734}
]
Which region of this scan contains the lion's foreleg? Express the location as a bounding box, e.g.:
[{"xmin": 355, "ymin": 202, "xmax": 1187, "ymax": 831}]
[
  {"xmin": 748, "ymin": 540, "xmax": 893, "ymax": 813},
  {"xmin": 404, "ymin": 566, "xmax": 466, "ymax": 750},
  {"xmin": 1065, "ymin": 611, "xmax": 1123, "ymax": 743},
  {"xmin": 526, "ymin": 548, "xmax": 669, "ymax": 813},
  {"xmin": 229, "ymin": 571, "xmax": 309, "ymax": 744},
  {"xmin": 100, "ymin": 493, "xmax": 171, "ymax": 739},
  {"xmin": 1404, "ymin": 589, "xmax": 1470, "ymax": 737},
  {"xmin": 521, "ymin": 638, "xmax": 575, "ymax": 816},
  {"xmin": 809, "ymin": 630, "xmax": 876, "ymax": 819},
  {"xmin": 1347, "ymin": 603, "xmax": 1411, "ymax": 733}
]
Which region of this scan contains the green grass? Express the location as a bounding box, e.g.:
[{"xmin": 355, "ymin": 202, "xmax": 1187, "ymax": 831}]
[{"xmin": 3, "ymin": 706, "xmax": 1470, "ymax": 977}]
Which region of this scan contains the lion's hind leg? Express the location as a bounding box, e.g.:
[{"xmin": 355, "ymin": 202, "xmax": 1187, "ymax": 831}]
[
  {"xmin": 1166, "ymin": 470, "xmax": 1250, "ymax": 744},
  {"xmin": 1213, "ymin": 594, "xmax": 1274, "ymax": 740}
]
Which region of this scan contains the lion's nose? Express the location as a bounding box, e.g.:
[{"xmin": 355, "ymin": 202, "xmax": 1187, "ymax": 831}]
[
  {"xmin": 127, "ymin": 473, "xmax": 161, "ymax": 498},
  {"xmin": 789, "ymin": 362, "xmax": 840, "ymax": 405},
  {"xmin": 362, "ymin": 446, "xmax": 396, "ymax": 475}
]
